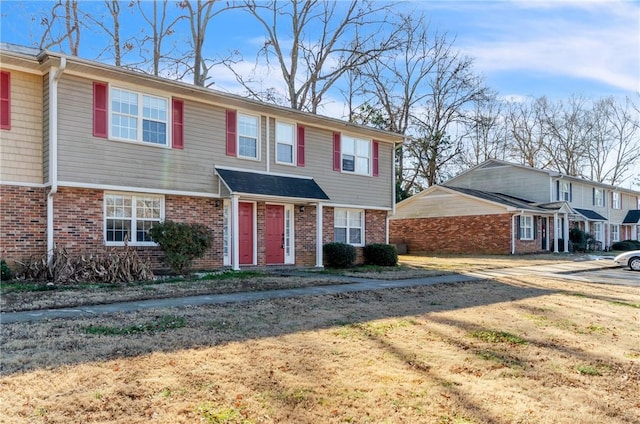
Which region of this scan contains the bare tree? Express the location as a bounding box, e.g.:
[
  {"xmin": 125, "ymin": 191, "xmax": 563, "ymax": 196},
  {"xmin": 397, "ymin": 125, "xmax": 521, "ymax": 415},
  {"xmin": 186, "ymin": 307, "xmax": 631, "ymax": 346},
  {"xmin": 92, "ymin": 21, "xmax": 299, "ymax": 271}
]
[
  {"xmin": 588, "ymin": 96, "xmax": 640, "ymax": 185},
  {"xmin": 39, "ymin": 0, "xmax": 81, "ymax": 55},
  {"xmin": 82, "ymin": 1, "xmax": 135, "ymax": 66},
  {"xmin": 504, "ymin": 97, "xmax": 550, "ymax": 168},
  {"xmin": 234, "ymin": 0, "xmax": 396, "ymax": 113},
  {"xmin": 540, "ymin": 95, "xmax": 596, "ymax": 177},
  {"xmin": 408, "ymin": 49, "xmax": 488, "ymax": 188},
  {"xmin": 172, "ymin": 0, "xmax": 242, "ymax": 86},
  {"xmin": 462, "ymin": 91, "xmax": 507, "ymax": 167},
  {"xmin": 136, "ymin": 0, "xmax": 184, "ymax": 76}
]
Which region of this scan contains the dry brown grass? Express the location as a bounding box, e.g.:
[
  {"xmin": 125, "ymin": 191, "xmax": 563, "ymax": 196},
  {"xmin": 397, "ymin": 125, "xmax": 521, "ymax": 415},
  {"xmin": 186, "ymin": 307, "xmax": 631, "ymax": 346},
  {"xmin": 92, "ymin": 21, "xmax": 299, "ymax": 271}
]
[{"xmin": 1, "ymin": 255, "xmax": 638, "ymax": 423}]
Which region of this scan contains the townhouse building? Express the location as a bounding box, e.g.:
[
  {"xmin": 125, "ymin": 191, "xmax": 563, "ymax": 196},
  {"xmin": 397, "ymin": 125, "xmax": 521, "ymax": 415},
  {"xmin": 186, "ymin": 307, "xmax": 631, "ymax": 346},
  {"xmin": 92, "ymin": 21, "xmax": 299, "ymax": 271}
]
[
  {"xmin": 390, "ymin": 160, "xmax": 640, "ymax": 255},
  {"xmin": 0, "ymin": 44, "xmax": 402, "ymax": 271}
]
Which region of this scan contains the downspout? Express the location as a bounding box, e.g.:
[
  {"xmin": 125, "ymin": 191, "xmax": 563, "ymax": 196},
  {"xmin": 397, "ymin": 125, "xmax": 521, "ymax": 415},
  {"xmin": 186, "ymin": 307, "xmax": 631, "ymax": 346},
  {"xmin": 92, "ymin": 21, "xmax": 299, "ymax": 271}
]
[
  {"xmin": 47, "ymin": 57, "xmax": 67, "ymax": 264},
  {"xmin": 511, "ymin": 214, "xmax": 516, "ymax": 255}
]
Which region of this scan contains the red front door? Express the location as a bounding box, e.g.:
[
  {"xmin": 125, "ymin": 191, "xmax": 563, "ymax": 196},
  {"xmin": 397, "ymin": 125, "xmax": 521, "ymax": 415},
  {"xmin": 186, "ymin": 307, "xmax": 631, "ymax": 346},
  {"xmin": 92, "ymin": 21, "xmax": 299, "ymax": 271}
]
[
  {"xmin": 265, "ymin": 204, "xmax": 285, "ymax": 264},
  {"xmin": 238, "ymin": 202, "xmax": 254, "ymax": 265}
]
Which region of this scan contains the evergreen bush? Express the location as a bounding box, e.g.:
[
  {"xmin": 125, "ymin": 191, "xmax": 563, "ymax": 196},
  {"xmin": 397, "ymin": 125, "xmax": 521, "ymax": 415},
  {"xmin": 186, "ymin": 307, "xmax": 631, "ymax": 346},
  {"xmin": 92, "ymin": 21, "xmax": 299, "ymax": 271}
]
[
  {"xmin": 363, "ymin": 243, "xmax": 398, "ymax": 266},
  {"xmin": 149, "ymin": 221, "xmax": 212, "ymax": 275},
  {"xmin": 323, "ymin": 242, "xmax": 356, "ymax": 268}
]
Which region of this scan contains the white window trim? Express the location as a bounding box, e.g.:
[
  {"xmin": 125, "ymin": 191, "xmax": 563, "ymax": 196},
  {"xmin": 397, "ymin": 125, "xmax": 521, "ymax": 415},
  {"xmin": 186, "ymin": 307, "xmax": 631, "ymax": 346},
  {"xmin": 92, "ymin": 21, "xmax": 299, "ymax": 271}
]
[
  {"xmin": 237, "ymin": 112, "xmax": 261, "ymax": 160},
  {"xmin": 108, "ymin": 86, "xmax": 171, "ymax": 148},
  {"xmin": 285, "ymin": 204, "xmax": 295, "ymax": 264},
  {"xmin": 341, "ymin": 135, "xmax": 371, "ymax": 176},
  {"xmin": 104, "ymin": 192, "xmax": 164, "ymax": 246},
  {"xmin": 611, "ymin": 224, "xmax": 620, "ymax": 242},
  {"xmin": 612, "ymin": 192, "xmax": 621, "ymax": 209},
  {"xmin": 334, "ymin": 208, "xmax": 365, "ymax": 246},
  {"xmin": 594, "ymin": 189, "xmax": 604, "ymax": 207},
  {"xmin": 275, "ymin": 120, "xmax": 296, "ymax": 166},
  {"xmin": 519, "ymin": 215, "xmax": 534, "ymax": 240},
  {"xmin": 560, "ymin": 182, "xmax": 570, "ymax": 201}
]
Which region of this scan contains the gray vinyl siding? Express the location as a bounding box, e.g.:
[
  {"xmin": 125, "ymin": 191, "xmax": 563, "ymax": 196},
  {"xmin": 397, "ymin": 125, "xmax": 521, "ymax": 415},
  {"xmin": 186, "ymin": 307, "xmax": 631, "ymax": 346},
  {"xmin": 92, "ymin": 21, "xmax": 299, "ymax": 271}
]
[
  {"xmin": 447, "ymin": 165, "xmax": 550, "ymax": 203},
  {"xmin": 56, "ymin": 74, "xmax": 394, "ymax": 208},
  {"xmin": 392, "ymin": 188, "xmax": 507, "ymax": 219}
]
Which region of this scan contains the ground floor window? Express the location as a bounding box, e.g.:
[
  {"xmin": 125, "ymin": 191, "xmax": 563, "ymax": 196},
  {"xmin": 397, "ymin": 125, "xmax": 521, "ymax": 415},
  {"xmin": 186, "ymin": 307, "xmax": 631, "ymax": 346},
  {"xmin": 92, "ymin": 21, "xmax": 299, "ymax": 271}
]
[
  {"xmin": 611, "ymin": 224, "xmax": 620, "ymax": 242},
  {"xmin": 592, "ymin": 222, "xmax": 602, "ymax": 242},
  {"xmin": 519, "ymin": 215, "xmax": 533, "ymax": 240},
  {"xmin": 105, "ymin": 193, "xmax": 163, "ymax": 245},
  {"xmin": 334, "ymin": 208, "xmax": 364, "ymax": 246}
]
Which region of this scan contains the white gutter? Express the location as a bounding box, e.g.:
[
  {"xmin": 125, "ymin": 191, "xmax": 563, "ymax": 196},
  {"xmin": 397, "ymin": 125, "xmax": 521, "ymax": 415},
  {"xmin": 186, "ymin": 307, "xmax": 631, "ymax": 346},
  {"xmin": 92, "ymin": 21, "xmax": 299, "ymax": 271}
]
[
  {"xmin": 47, "ymin": 57, "xmax": 66, "ymax": 263},
  {"xmin": 511, "ymin": 214, "xmax": 516, "ymax": 255}
]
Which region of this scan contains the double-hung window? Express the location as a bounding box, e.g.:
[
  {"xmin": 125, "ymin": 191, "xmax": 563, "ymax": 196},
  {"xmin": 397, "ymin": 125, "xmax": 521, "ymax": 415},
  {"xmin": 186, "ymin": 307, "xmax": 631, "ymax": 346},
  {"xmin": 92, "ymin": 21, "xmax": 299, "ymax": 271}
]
[
  {"xmin": 341, "ymin": 136, "xmax": 370, "ymax": 175},
  {"xmin": 559, "ymin": 182, "xmax": 570, "ymax": 201},
  {"xmin": 335, "ymin": 208, "xmax": 364, "ymax": 246},
  {"xmin": 519, "ymin": 215, "xmax": 533, "ymax": 240},
  {"xmin": 592, "ymin": 222, "xmax": 602, "ymax": 242},
  {"xmin": 611, "ymin": 224, "xmax": 620, "ymax": 242},
  {"xmin": 111, "ymin": 87, "xmax": 168, "ymax": 146},
  {"xmin": 238, "ymin": 113, "xmax": 259, "ymax": 159},
  {"xmin": 276, "ymin": 121, "xmax": 295, "ymax": 164},
  {"xmin": 593, "ymin": 188, "xmax": 604, "ymax": 207},
  {"xmin": 612, "ymin": 192, "xmax": 621, "ymax": 209},
  {"xmin": 105, "ymin": 193, "xmax": 163, "ymax": 245}
]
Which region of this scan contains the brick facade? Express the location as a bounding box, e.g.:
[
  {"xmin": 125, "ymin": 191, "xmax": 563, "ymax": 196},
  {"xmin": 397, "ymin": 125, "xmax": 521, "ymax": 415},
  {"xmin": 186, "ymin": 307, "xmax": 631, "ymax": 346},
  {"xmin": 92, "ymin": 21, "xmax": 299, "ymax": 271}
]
[
  {"xmin": 2, "ymin": 185, "xmax": 391, "ymax": 272},
  {"xmin": 390, "ymin": 213, "xmax": 553, "ymax": 255},
  {"xmin": 0, "ymin": 185, "xmax": 47, "ymax": 266}
]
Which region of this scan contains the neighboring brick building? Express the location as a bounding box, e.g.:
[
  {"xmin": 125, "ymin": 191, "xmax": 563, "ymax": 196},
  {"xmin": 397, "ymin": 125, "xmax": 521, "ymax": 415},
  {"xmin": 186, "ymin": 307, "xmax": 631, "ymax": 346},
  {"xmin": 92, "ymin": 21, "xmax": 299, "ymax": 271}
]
[
  {"xmin": 390, "ymin": 160, "xmax": 640, "ymax": 255},
  {"xmin": 0, "ymin": 44, "xmax": 402, "ymax": 271}
]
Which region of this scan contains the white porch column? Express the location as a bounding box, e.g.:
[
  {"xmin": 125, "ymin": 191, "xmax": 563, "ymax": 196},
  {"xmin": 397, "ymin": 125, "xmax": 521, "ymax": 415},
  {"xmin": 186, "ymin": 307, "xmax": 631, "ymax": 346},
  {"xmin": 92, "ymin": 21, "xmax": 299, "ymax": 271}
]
[
  {"xmin": 563, "ymin": 212, "xmax": 570, "ymax": 253},
  {"xmin": 553, "ymin": 213, "xmax": 559, "ymax": 253},
  {"xmin": 584, "ymin": 220, "xmax": 590, "ymax": 236},
  {"xmin": 315, "ymin": 202, "xmax": 324, "ymax": 268},
  {"xmin": 231, "ymin": 195, "xmax": 240, "ymax": 271}
]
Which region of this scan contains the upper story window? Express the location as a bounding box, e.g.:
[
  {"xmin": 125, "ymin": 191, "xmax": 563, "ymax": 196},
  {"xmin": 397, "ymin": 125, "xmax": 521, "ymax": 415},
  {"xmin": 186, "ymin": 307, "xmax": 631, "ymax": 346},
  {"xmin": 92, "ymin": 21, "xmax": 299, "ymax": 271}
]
[
  {"xmin": 334, "ymin": 208, "xmax": 364, "ymax": 246},
  {"xmin": 612, "ymin": 192, "xmax": 621, "ymax": 209},
  {"xmin": 593, "ymin": 188, "xmax": 605, "ymax": 207},
  {"xmin": 104, "ymin": 193, "xmax": 163, "ymax": 246},
  {"xmin": 0, "ymin": 71, "xmax": 10, "ymax": 130},
  {"xmin": 276, "ymin": 121, "xmax": 295, "ymax": 164},
  {"xmin": 559, "ymin": 182, "xmax": 571, "ymax": 201},
  {"xmin": 111, "ymin": 87, "xmax": 168, "ymax": 146},
  {"xmin": 238, "ymin": 113, "xmax": 259, "ymax": 159},
  {"xmin": 518, "ymin": 215, "xmax": 534, "ymax": 240},
  {"xmin": 341, "ymin": 135, "xmax": 370, "ymax": 175}
]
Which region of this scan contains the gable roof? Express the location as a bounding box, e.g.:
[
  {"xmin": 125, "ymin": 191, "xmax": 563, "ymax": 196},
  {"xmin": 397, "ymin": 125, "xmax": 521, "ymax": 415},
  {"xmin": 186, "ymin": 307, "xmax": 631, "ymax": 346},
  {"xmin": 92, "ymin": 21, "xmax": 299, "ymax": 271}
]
[
  {"xmin": 574, "ymin": 208, "xmax": 607, "ymax": 221},
  {"xmin": 447, "ymin": 159, "xmax": 640, "ymax": 196},
  {"xmin": 0, "ymin": 42, "xmax": 402, "ymax": 145},
  {"xmin": 216, "ymin": 168, "xmax": 329, "ymax": 201},
  {"xmin": 623, "ymin": 210, "xmax": 640, "ymax": 224},
  {"xmin": 445, "ymin": 186, "xmax": 551, "ymax": 213}
]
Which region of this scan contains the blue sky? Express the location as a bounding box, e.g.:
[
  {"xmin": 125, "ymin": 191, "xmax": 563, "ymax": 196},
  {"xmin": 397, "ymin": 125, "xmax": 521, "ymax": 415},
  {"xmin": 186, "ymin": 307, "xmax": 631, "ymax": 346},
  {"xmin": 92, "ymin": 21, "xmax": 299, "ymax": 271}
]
[{"xmin": 1, "ymin": 0, "xmax": 638, "ymax": 103}]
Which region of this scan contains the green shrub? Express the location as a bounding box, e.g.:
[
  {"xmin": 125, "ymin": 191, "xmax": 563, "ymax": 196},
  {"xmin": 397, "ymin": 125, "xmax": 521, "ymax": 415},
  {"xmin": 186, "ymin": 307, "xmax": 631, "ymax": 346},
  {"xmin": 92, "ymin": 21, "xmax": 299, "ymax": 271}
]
[
  {"xmin": 323, "ymin": 242, "xmax": 356, "ymax": 268},
  {"xmin": 611, "ymin": 240, "xmax": 640, "ymax": 252},
  {"xmin": 1, "ymin": 259, "xmax": 13, "ymax": 281},
  {"xmin": 149, "ymin": 221, "xmax": 212, "ymax": 275},
  {"xmin": 363, "ymin": 243, "xmax": 398, "ymax": 267}
]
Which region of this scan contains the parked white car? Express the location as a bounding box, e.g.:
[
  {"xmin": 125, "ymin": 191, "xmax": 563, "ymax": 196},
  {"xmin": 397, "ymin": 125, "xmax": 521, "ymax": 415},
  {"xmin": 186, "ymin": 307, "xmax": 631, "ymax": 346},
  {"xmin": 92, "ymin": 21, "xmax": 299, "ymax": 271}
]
[{"xmin": 613, "ymin": 250, "xmax": 640, "ymax": 271}]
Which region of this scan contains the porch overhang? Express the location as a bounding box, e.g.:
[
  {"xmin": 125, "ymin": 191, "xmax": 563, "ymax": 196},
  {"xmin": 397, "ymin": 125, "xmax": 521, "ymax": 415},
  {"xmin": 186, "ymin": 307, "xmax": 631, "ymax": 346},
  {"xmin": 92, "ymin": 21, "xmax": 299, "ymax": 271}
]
[
  {"xmin": 216, "ymin": 168, "xmax": 330, "ymax": 202},
  {"xmin": 622, "ymin": 210, "xmax": 640, "ymax": 224},
  {"xmin": 574, "ymin": 208, "xmax": 607, "ymax": 221}
]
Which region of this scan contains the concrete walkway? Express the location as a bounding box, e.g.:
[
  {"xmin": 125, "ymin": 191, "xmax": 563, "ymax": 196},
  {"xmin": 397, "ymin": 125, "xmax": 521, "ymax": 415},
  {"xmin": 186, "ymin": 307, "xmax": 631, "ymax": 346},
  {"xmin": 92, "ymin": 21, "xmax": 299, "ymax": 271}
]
[{"xmin": 0, "ymin": 259, "xmax": 617, "ymax": 325}]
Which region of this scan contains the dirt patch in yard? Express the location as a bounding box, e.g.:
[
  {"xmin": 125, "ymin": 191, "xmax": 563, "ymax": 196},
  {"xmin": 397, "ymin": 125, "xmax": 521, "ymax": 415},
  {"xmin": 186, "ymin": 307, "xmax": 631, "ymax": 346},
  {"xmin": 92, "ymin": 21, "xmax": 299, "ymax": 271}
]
[{"xmin": 1, "ymin": 254, "xmax": 637, "ymax": 423}]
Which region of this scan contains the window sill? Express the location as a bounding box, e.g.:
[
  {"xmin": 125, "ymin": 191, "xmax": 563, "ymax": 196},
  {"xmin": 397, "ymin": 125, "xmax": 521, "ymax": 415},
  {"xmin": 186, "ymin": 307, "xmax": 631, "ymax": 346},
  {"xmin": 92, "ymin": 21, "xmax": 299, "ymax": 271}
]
[{"xmin": 108, "ymin": 137, "xmax": 171, "ymax": 149}]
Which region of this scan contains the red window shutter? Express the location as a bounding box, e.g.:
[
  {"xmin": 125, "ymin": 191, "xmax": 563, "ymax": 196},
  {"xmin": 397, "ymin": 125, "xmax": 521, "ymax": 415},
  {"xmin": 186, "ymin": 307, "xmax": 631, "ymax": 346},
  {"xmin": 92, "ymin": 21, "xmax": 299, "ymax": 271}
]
[
  {"xmin": 0, "ymin": 71, "xmax": 11, "ymax": 130},
  {"xmin": 226, "ymin": 109, "xmax": 237, "ymax": 156},
  {"xmin": 93, "ymin": 81, "xmax": 108, "ymax": 138},
  {"xmin": 297, "ymin": 124, "xmax": 305, "ymax": 167},
  {"xmin": 172, "ymin": 98, "xmax": 184, "ymax": 149},
  {"xmin": 333, "ymin": 132, "xmax": 341, "ymax": 171},
  {"xmin": 372, "ymin": 140, "xmax": 379, "ymax": 177}
]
